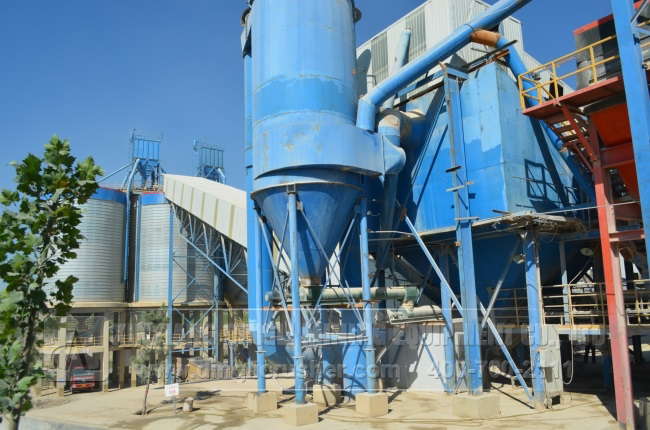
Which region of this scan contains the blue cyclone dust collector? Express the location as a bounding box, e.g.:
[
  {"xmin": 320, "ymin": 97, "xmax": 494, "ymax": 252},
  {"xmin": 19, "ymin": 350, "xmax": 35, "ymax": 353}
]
[{"xmin": 242, "ymin": 0, "xmax": 592, "ymax": 409}]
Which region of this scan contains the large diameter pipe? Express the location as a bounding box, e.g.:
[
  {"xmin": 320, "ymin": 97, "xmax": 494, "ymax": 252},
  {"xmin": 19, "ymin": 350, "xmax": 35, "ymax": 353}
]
[
  {"xmin": 356, "ymin": 0, "xmax": 533, "ymax": 130},
  {"xmin": 308, "ymin": 286, "xmax": 418, "ymax": 304}
]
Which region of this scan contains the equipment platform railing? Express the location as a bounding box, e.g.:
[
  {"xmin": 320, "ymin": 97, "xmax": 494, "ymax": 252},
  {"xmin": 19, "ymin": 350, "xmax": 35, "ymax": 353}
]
[
  {"xmin": 517, "ymin": 22, "xmax": 650, "ymax": 109},
  {"xmin": 486, "ymin": 280, "xmax": 650, "ymax": 328}
]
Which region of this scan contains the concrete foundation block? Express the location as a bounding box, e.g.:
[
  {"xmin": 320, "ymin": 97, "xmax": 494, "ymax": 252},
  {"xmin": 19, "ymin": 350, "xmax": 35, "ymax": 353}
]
[
  {"xmin": 282, "ymin": 403, "xmax": 319, "ymax": 426},
  {"xmin": 355, "ymin": 392, "xmax": 389, "ymax": 417},
  {"xmin": 312, "ymin": 384, "xmax": 341, "ymax": 407},
  {"xmin": 246, "ymin": 391, "xmax": 278, "ymax": 413},
  {"xmin": 452, "ymin": 392, "xmax": 501, "ymax": 419}
]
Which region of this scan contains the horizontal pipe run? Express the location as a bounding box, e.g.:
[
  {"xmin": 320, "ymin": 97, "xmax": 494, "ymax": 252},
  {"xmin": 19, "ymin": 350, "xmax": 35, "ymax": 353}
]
[
  {"xmin": 271, "ymin": 286, "xmax": 419, "ymax": 305},
  {"xmin": 388, "ymin": 305, "xmax": 444, "ymax": 324}
]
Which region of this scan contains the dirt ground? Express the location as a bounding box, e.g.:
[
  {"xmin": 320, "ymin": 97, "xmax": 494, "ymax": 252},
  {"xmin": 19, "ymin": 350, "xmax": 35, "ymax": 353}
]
[{"xmin": 25, "ymin": 374, "xmax": 628, "ymax": 430}]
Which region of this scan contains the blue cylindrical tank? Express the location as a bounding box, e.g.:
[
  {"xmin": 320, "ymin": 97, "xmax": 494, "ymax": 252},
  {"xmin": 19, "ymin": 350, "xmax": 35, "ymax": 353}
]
[{"xmin": 250, "ymin": 0, "xmax": 371, "ymax": 285}]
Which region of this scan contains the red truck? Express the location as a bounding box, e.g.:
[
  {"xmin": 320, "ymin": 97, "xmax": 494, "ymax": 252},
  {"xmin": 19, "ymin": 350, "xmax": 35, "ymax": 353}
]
[{"xmin": 70, "ymin": 367, "xmax": 99, "ymax": 392}]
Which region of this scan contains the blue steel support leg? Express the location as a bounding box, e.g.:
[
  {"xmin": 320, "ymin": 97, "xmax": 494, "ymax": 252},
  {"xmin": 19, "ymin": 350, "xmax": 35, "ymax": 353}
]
[
  {"xmin": 255, "ymin": 209, "xmax": 266, "ymax": 393},
  {"xmin": 439, "ymin": 248, "xmax": 455, "ymax": 393},
  {"xmin": 359, "ymin": 198, "xmax": 376, "ymax": 393},
  {"xmin": 166, "ymin": 205, "xmax": 174, "ymax": 384},
  {"xmin": 214, "ymin": 274, "xmax": 220, "ymax": 361},
  {"xmin": 445, "ymin": 73, "xmax": 482, "ymax": 395},
  {"xmin": 611, "ymin": 0, "xmax": 650, "ymax": 273},
  {"xmin": 342, "ymin": 229, "xmax": 366, "ymax": 398},
  {"xmin": 320, "ymin": 309, "xmax": 332, "ymax": 384},
  {"xmin": 523, "ymin": 231, "xmax": 545, "ymax": 408},
  {"xmin": 288, "ymin": 191, "xmax": 305, "ymax": 404}
]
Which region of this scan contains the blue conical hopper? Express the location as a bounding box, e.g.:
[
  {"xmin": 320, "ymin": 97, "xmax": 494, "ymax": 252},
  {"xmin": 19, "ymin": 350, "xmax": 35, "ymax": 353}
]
[{"xmin": 254, "ymin": 179, "xmax": 361, "ymax": 286}]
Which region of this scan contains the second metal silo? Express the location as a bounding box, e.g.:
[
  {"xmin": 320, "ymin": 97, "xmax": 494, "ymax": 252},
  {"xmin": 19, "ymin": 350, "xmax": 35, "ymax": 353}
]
[{"xmin": 136, "ymin": 193, "xmax": 187, "ymax": 303}]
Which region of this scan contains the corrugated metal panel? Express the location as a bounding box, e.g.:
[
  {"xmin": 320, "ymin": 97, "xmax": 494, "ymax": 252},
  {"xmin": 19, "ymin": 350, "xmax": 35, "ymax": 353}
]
[
  {"xmin": 162, "ymin": 174, "xmax": 246, "ymax": 247},
  {"xmin": 138, "ymin": 203, "xmax": 187, "ymax": 303},
  {"xmin": 49, "ymin": 197, "xmax": 125, "ymax": 302},
  {"xmin": 405, "ymin": 6, "xmax": 427, "ymax": 60},
  {"xmin": 451, "ymin": 0, "xmax": 489, "ymax": 64},
  {"xmin": 371, "ymin": 32, "xmax": 389, "ymax": 84},
  {"xmin": 502, "ymin": 17, "xmax": 524, "ymax": 49}
]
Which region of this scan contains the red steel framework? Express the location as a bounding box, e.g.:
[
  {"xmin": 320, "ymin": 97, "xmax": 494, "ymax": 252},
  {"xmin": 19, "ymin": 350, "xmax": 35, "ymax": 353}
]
[{"xmin": 522, "ymin": 71, "xmax": 647, "ymax": 428}]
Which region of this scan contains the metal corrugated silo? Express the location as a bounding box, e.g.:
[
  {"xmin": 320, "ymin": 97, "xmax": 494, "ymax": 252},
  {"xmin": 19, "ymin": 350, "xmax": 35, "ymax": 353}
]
[
  {"xmin": 49, "ymin": 188, "xmax": 126, "ymax": 302},
  {"xmin": 137, "ymin": 193, "xmax": 187, "ymax": 303}
]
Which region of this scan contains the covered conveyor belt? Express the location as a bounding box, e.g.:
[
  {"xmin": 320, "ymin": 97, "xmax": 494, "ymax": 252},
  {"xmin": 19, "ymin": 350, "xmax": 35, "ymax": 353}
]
[{"xmin": 162, "ymin": 174, "xmax": 247, "ymax": 247}]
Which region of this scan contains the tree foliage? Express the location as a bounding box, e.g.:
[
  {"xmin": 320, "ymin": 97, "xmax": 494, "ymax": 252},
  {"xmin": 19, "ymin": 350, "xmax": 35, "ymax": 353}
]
[
  {"xmin": 131, "ymin": 309, "xmax": 168, "ymax": 415},
  {"xmin": 0, "ymin": 137, "xmax": 102, "ymax": 427}
]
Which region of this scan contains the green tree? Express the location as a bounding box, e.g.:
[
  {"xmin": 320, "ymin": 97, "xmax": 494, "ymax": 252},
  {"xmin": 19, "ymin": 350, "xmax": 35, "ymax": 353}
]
[
  {"xmin": 0, "ymin": 137, "xmax": 102, "ymax": 429},
  {"xmin": 131, "ymin": 309, "xmax": 168, "ymax": 415}
]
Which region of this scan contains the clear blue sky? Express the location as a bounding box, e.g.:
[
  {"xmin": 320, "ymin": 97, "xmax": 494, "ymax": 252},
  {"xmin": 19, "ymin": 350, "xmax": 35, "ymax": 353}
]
[{"xmin": 0, "ymin": 0, "xmax": 612, "ymax": 191}]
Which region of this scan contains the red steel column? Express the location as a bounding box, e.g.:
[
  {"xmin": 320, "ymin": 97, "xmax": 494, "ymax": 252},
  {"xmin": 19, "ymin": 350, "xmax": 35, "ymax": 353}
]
[{"xmin": 591, "ymin": 121, "xmax": 635, "ymax": 428}]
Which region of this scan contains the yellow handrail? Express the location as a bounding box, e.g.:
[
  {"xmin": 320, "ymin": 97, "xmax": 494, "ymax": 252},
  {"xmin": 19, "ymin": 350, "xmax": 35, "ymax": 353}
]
[{"xmin": 517, "ymin": 25, "xmax": 650, "ymax": 110}]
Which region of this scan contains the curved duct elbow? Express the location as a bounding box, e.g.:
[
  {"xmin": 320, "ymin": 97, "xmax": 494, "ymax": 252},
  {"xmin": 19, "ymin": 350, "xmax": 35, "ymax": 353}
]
[
  {"xmin": 379, "ymin": 110, "xmax": 407, "ymax": 175},
  {"xmin": 470, "ymin": 29, "xmax": 502, "ymax": 47}
]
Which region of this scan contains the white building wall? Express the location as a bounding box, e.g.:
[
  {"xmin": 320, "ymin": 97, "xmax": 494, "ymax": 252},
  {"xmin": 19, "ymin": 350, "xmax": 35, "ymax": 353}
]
[
  {"xmin": 357, "ymin": 0, "xmax": 541, "ymax": 96},
  {"xmin": 385, "ymin": 324, "xmax": 448, "ymax": 392}
]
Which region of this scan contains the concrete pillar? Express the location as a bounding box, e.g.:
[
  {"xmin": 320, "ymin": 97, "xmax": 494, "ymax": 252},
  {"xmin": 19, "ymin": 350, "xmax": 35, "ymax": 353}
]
[
  {"xmin": 102, "ymin": 311, "xmax": 111, "ymax": 392},
  {"xmin": 201, "ymin": 315, "xmax": 209, "ymax": 359},
  {"xmin": 130, "ymin": 363, "xmax": 138, "ymax": 387},
  {"xmin": 56, "ymin": 316, "xmax": 67, "ymax": 397}
]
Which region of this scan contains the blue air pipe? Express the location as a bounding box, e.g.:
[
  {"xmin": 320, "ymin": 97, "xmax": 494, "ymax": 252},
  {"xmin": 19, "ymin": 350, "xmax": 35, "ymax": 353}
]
[
  {"xmin": 376, "ymin": 112, "xmax": 405, "ymax": 277},
  {"xmin": 122, "ymin": 159, "xmax": 140, "ymax": 282},
  {"xmin": 288, "ymin": 192, "xmax": 305, "ymax": 404},
  {"xmin": 357, "ymin": 0, "xmax": 533, "ymax": 131},
  {"xmin": 491, "ymin": 35, "xmax": 595, "ymax": 201}
]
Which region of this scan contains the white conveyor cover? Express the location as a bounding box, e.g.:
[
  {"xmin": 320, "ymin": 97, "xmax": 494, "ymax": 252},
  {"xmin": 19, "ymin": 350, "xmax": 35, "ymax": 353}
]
[{"xmin": 163, "ymin": 174, "xmax": 247, "ymax": 247}]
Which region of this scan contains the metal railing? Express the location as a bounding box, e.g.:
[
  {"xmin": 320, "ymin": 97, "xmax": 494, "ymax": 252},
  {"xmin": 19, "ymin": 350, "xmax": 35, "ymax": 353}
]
[
  {"xmin": 542, "ymin": 280, "xmax": 650, "ymax": 327},
  {"xmin": 517, "ymin": 23, "xmax": 650, "ymax": 110},
  {"xmin": 486, "ymin": 280, "xmax": 650, "ymax": 328}
]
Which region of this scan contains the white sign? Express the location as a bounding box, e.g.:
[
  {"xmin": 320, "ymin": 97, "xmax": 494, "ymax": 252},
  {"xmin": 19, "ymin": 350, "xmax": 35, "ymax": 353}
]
[{"xmin": 164, "ymin": 383, "xmax": 179, "ymax": 397}]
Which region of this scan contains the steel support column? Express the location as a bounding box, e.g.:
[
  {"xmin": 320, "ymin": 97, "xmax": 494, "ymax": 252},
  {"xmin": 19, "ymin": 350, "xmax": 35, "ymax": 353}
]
[
  {"xmin": 359, "ymin": 198, "xmax": 376, "ymax": 393},
  {"xmin": 523, "ymin": 231, "xmax": 545, "ymax": 408},
  {"xmin": 255, "ymin": 204, "xmax": 266, "ymax": 393},
  {"xmin": 445, "ymin": 72, "xmax": 482, "ymax": 394},
  {"xmin": 166, "ymin": 205, "xmax": 174, "ymax": 384},
  {"xmin": 213, "ymin": 273, "xmax": 220, "ymax": 361},
  {"xmin": 592, "ymin": 127, "xmax": 635, "ymax": 427},
  {"xmin": 288, "ymin": 191, "xmax": 305, "ymax": 404},
  {"xmin": 611, "ymin": 0, "xmax": 650, "ymax": 274},
  {"xmin": 439, "ymin": 247, "xmax": 455, "ymax": 392}
]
